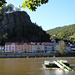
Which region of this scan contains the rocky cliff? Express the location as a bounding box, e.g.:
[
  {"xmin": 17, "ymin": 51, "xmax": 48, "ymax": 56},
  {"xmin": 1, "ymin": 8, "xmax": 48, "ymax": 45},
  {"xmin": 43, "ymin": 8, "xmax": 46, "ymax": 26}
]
[
  {"xmin": 0, "ymin": 11, "xmax": 50, "ymax": 44},
  {"xmin": 0, "ymin": 11, "xmax": 31, "ymax": 34}
]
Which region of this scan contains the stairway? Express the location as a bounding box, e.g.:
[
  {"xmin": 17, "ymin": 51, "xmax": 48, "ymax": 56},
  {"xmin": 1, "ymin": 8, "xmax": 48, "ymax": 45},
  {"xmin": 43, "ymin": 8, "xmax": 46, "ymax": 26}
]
[
  {"xmin": 54, "ymin": 61, "xmax": 74, "ymax": 71},
  {"xmin": 58, "ymin": 61, "xmax": 74, "ymax": 71}
]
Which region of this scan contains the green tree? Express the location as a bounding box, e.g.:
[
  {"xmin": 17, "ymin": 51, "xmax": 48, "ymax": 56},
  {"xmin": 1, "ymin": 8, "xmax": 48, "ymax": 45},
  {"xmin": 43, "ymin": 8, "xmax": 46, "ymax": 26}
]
[
  {"xmin": 0, "ymin": 0, "xmax": 6, "ymax": 9},
  {"xmin": 0, "ymin": 0, "xmax": 48, "ymax": 11},
  {"xmin": 6, "ymin": 3, "xmax": 14, "ymax": 13},
  {"xmin": 59, "ymin": 41, "xmax": 67, "ymax": 55},
  {"xmin": 22, "ymin": 0, "xmax": 48, "ymax": 11},
  {"xmin": 14, "ymin": 6, "xmax": 21, "ymax": 11},
  {"xmin": 0, "ymin": 4, "xmax": 14, "ymax": 14},
  {"xmin": 0, "ymin": 4, "xmax": 6, "ymax": 14}
]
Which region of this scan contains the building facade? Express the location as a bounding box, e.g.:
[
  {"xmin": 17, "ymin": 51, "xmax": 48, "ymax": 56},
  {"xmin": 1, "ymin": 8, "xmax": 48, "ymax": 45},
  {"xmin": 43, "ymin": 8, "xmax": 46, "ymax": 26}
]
[
  {"xmin": 71, "ymin": 45, "xmax": 75, "ymax": 52},
  {"xmin": 31, "ymin": 42, "xmax": 44, "ymax": 53},
  {"xmin": 5, "ymin": 43, "xmax": 18, "ymax": 53},
  {"xmin": 5, "ymin": 42, "xmax": 59, "ymax": 53},
  {"xmin": 0, "ymin": 45, "xmax": 4, "ymax": 53},
  {"xmin": 43, "ymin": 42, "xmax": 56, "ymax": 53}
]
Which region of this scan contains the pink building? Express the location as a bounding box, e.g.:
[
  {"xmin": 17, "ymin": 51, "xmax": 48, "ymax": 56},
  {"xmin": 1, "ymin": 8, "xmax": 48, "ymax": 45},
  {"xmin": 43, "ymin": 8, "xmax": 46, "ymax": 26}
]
[
  {"xmin": 18, "ymin": 43, "xmax": 24, "ymax": 53},
  {"xmin": 5, "ymin": 42, "xmax": 33, "ymax": 53},
  {"xmin": 5, "ymin": 43, "xmax": 18, "ymax": 53},
  {"xmin": 23, "ymin": 43, "xmax": 28, "ymax": 53},
  {"xmin": 5, "ymin": 42, "xmax": 57, "ymax": 53}
]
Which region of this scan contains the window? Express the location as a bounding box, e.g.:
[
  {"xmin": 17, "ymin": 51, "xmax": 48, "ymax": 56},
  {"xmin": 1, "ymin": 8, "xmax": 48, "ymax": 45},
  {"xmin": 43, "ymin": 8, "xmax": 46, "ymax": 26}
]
[
  {"xmin": 37, "ymin": 43, "xmax": 39, "ymax": 45},
  {"xmin": 52, "ymin": 47, "xmax": 54, "ymax": 51},
  {"xmin": 45, "ymin": 47, "xmax": 47, "ymax": 49}
]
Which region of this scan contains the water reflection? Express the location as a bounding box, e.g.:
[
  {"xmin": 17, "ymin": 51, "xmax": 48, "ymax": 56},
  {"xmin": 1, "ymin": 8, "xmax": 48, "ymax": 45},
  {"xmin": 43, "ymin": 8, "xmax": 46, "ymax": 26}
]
[{"xmin": 41, "ymin": 69, "xmax": 75, "ymax": 75}]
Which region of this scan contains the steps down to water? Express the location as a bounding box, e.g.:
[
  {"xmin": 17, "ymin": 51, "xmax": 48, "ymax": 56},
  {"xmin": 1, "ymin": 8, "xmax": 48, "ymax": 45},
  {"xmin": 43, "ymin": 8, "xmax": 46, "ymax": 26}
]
[{"xmin": 54, "ymin": 61, "xmax": 74, "ymax": 71}]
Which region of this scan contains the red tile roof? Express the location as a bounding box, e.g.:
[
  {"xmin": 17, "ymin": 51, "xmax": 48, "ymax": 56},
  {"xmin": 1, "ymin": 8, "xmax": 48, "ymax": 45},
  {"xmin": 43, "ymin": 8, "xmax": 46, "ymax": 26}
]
[
  {"xmin": 43, "ymin": 42, "xmax": 56, "ymax": 46},
  {"xmin": 5, "ymin": 42, "xmax": 18, "ymax": 45},
  {"xmin": 18, "ymin": 43, "xmax": 25, "ymax": 45},
  {"xmin": 5, "ymin": 42, "xmax": 58, "ymax": 46}
]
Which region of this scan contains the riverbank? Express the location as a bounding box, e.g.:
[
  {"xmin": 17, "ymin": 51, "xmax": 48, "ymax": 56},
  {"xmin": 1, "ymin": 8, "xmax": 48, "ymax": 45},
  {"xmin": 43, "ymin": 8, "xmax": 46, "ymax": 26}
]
[{"xmin": 0, "ymin": 52, "xmax": 75, "ymax": 58}]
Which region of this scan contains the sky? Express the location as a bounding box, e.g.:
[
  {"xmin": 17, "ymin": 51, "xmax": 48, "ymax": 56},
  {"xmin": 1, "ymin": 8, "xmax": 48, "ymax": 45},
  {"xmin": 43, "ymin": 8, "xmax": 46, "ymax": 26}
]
[{"xmin": 6, "ymin": 0, "xmax": 75, "ymax": 31}]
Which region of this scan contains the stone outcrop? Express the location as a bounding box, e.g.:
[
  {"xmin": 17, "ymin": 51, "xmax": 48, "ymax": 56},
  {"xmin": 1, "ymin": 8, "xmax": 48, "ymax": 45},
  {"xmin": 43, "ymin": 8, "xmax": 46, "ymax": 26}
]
[
  {"xmin": 0, "ymin": 11, "xmax": 31, "ymax": 34},
  {"xmin": 0, "ymin": 11, "xmax": 50, "ymax": 44}
]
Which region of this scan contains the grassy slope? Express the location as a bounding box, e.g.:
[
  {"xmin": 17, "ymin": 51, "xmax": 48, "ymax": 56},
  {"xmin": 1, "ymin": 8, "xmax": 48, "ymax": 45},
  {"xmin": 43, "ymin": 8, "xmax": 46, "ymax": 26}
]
[
  {"xmin": 46, "ymin": 24, "xmax": 75, "ymax": 43},
  {"xmin": 47, "ymin": 24, "xmax": 75, "ymax": 36}
]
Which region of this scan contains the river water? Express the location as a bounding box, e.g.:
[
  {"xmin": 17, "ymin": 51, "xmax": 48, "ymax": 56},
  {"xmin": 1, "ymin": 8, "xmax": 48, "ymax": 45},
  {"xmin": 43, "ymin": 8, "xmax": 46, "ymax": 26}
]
[{"xmin": 0, "ymin": 57, "xmax": 75, "ymax": 75}]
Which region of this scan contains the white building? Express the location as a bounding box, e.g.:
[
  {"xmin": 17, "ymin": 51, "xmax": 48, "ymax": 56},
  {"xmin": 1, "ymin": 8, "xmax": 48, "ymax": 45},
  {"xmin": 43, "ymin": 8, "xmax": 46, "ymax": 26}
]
[
  {"xmin": 43, "ymin": 42, "xmax": 56, "ymax": 53},
  {"xmin": 5, "ymin": 43, "xmax": 18, "ymax": 53},
  {"xmin": 0, "ymin": 45, "xmax": 4, "ymax": 53}
]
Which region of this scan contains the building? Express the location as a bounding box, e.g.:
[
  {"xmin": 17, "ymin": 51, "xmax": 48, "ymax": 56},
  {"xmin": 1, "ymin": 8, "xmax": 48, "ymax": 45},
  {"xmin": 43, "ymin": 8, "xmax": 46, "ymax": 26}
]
[
  {"xmin": 5, "ymin": 43, "xmax": 18, "ymax": 53},
  {"xmin": 27, "ymin": 43, "xmax": 32, "ymax": 53},
  {"xmin": 43, "ymin": 42, "xmax": 56, "ymax": 53},
  {"xmin": 54, "ymin": 44, "xmax": 59, "ymax": 53},
  {"xmin": 31, "ymin": 42, "xmax": 44, "ymax": 53},
  {"xmin": 23, "ymin": 43, "xmax": 28, "ymax": 53},
  {"xmin": 18, "ymin": 43, "xmax": 24, "ymax": 53},
  {"xmin": 5, "ymin": 42, "xmax": 58, "ymax": 53},
  {"xmin": 68, "ymin": 43, "xmax": 75, "ymax": 52},
  {"xmin": 71, "ymin": 45, "xmax": 75, "ymax": 52},
  {"xmin": 0, "ymin": 45, "xmax": 4, "ymax": 53}
]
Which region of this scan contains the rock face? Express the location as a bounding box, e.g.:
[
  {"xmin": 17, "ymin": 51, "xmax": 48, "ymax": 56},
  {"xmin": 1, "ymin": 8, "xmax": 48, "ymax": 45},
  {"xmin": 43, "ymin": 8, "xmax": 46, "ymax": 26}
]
[
  {"xmin": 0, "ymin": 11, "xmax": 50, "ymax": 44},
  {"xmin": 0, "ymin": 11, "xmax": 31, "ymax": 34}
]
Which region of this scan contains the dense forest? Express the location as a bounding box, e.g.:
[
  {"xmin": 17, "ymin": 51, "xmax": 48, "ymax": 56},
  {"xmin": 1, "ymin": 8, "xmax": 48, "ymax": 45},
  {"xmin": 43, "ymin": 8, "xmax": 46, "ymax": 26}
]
[
  {"xmin": 6, "ymin": 22, "xmax": 50, "ymax": 42},
  {"xmin": 47, "ymin": 24, "xmax": 75, "ymax": 43}
]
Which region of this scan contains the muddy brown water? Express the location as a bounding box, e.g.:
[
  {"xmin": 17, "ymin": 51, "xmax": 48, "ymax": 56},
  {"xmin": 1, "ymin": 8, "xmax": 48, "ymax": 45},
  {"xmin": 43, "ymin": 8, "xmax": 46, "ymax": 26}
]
[{"xmin": 0, "ymin": 57, "xmax": 75, "ymax": 75}]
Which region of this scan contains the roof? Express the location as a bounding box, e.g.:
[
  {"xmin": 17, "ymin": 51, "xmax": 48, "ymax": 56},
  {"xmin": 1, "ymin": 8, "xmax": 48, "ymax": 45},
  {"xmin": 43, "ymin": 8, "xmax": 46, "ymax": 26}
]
[
  {"xmin": 5, "ymin": 42, "xmax": 58, "ymax": 46},
  {"xmin": 43, "ymin": 42, "xmax": 57, "ymax": 46},
  {"xmin": 5, "ymin": 42, "xmax": 19, "ymax": 45},
  {"xmin": 5, "ymin": 42, "xmax": 30, "ymax": 45},
  {"xmin": 18, "ymin": 43, "xmax": 25, "ymax": 45},
  {"xmin": 30, "ymin": 42, "xmax": 43, "ymax": 45}
]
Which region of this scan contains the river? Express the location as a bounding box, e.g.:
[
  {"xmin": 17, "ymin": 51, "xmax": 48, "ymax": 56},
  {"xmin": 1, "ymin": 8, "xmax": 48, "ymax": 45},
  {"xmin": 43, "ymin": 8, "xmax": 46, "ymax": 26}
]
[{"xmin": 0, "ymin": 57, "xmax": 75, "ymax": 75}]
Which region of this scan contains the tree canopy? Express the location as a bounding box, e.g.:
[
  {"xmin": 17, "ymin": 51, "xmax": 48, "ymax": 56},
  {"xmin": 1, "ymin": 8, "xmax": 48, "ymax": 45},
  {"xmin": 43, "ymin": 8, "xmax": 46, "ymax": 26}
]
[
  {"xmin": 0, "ymin": 0, "xmax": 7, "ymax": 9},
  {"xmin": 47, "ymin": 24, "xmax": 75, "ymax": 44},
  {"xmin": 59, "ymin": 41, "xmax": 67, "ymax": 55},
  {"xmin": 0, "ymin": 0, "xmax": 48, "ymax": 11},
  {"xmin": 0, "ymin": 3, "xmax": 21, "ymax": 14}
]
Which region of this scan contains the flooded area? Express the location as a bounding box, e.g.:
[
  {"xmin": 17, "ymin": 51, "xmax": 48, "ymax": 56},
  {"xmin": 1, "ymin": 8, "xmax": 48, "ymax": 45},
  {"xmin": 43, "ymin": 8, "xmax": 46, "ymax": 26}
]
[{"xmin": 0, "ymin": 57, "xmax": 75, "ymax": 75}]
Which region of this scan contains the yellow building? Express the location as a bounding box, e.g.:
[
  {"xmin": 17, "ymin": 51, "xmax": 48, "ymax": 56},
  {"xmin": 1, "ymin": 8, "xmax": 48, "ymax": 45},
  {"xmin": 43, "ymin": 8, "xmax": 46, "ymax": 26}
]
[
  {"xmin": 23, "ymin": 43, "xmax": 28, "ymax": 53},
  {"xmin": 17, "ymin": 43, "xmax": 24, "ymax": 53},
  {"xmin": 31, "ymin": 42, "xmax": 44, "ymax": 53}
]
